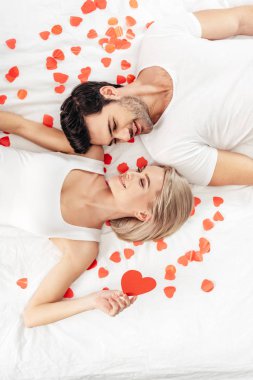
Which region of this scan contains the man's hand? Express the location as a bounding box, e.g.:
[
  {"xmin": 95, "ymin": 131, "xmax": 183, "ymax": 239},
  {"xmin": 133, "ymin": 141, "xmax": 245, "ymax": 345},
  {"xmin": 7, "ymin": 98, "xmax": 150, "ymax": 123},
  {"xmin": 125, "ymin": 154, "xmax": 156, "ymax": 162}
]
[
  {"xmin": 194, "ymin": 6, "xmax": 253, "ymax": 40},
  {"xmin": 209, "ymin": 150, "xmax": 253, "ymax": 186}
]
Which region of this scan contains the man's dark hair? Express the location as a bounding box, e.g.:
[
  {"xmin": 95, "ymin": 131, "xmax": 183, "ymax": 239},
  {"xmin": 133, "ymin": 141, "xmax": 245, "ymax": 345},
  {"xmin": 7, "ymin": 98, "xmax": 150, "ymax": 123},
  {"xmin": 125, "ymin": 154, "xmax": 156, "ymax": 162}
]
[{"xmin": 60, "ymin": 81, "xmax": 122, "ymax": 153}]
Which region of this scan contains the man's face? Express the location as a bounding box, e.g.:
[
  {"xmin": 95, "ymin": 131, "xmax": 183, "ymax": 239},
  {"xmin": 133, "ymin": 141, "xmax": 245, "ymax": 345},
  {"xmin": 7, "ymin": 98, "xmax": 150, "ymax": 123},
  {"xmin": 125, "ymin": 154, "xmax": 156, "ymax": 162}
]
[{"xmin": 85, "ymin": 96, "xmax": 153, "ymax": 146}]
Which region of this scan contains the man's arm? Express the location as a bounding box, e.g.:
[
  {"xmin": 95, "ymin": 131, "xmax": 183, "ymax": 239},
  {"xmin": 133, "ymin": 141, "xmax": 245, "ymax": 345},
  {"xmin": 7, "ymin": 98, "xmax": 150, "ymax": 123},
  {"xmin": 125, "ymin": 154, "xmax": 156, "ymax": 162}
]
[
  {"xmin": 194, "ymin": 5, "xmax": 253, "ymax": 40},
  {"xmin": 209, "ymin": 150, "xmax": 253, "ymax": 186},
  {"xmin": 0, "ymin": 111, "xmax": 74, "ymax": 153}
]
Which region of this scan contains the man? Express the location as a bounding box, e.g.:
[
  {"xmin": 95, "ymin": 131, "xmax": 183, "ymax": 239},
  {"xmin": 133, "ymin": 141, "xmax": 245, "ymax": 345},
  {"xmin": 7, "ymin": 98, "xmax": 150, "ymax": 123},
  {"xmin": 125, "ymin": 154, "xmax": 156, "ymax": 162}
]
[{"xmin": 4, "ymin": 5, "xmax": 253, "ymax": 186}]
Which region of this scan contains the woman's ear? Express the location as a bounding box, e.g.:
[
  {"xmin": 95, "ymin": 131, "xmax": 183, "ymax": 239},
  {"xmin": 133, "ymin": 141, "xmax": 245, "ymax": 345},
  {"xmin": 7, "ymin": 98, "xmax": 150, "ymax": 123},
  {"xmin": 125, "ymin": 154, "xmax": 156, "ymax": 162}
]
[
  {"xmin": 135, "ymin": 210, "xmax": 151, "ymax": 222},
  {"xmin": 99, "ymin": 86, "xmax": 119, "ymax": 99}
]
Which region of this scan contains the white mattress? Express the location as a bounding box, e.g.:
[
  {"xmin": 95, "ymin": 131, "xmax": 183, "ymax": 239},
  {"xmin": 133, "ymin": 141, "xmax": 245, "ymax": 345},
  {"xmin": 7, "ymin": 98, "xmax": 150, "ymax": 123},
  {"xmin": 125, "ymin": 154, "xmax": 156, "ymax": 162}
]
[{"xmin": 1, "ymin": 0, "xmax": 253, "ymax": 379}]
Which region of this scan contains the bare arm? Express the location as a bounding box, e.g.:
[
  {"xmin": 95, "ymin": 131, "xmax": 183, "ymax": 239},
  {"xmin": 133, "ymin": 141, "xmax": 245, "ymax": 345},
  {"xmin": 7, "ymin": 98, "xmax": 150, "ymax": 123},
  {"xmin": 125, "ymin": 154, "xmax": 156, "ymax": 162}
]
[
  {"xmin": 23, "ymin": 239, "xmax": 98, "ymax": 327},
  {"xmin": 23, "ymin": 239, "xmax": 135, "ymax": 327},
  {"xmin": 0, "ymin": 110, "xmax": 74, "ymax": 153},
  {"xmin": 209, "ymin": 150, "xmax": 253, "ymax": 186},
  {"xmin": 194, "ymin": 5, "xmax": 253, "ymax": 40}
]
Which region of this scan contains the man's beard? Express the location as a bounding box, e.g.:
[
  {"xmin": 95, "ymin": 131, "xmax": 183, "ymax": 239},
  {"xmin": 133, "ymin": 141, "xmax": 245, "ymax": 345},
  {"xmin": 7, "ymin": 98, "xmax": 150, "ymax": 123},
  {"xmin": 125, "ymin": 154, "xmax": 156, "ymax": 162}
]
[{"xmin": 118, "ymin": 96, "xmax": 153, "ymax": 134}]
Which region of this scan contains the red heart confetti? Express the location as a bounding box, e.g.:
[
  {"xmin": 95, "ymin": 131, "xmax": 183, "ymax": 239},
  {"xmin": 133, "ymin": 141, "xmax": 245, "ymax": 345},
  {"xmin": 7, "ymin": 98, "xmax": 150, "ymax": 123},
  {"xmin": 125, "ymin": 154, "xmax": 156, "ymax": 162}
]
[
  {"xmin": 71, "ymin": 46, "xmax": 81, "ymax": 55},
  {"xmin": 0, "ymin": 95, "xmax": 7, "ymax": 105},
  {"xmin": 110, "ymin": 251, "xmax": 121, "ymax": 263},
  {"xmin": 164, "ymin": 286, "xmax": 176, "ymax": 298},
  {"xmin": 213, "ymin": 196, "xmax": 224, "ymax": 207},
  {"xmin": 52, "ymin": 49, "xmax": 65, "ymax": 60},
  {"xmin": 104, "ymin": 153, "xmax": 112, "ymax": 165},
  {"xmin": 98, "ymin": 267, "xmax": 109, "ymax": 278},
  {"xmin": 117, "ymin": 162, "xmax": 129, "ymax": 173},
  {"xmin": 70, "ymin": 16, "xmax": 83, "ymax": 27},
  {"xmin": 0, "ymin": 136, "xmax": 10, "ymax": 146},
  {"xmin": 46, "ymin": 57, "xmax": 58, "ymax": 70},
  {"xmin": 213, "ymin": 211, "xmax": 224, "ymax": 221},
  {"xmin": 203, "ymin": 218, "xmax": 214, "ymax": 231},
  {"xmin": 43, "ymin": 114, "xmax": 54, "ymax": 128},
  {"xmin": 64, "ymin": 288, "xmax": 74, "ymax": 298},
  {"xmin": 201, "ymin": 279, "xmax": 214, "ymax": 292},
  {"xmin": 39, "ymin": 31, "xmax": 50, "ymax": 40},
  {"xmin": 53, "ymin": 72, "xmax": 69, "ymax": 84},
  {"xmin": 101, "ymin": 57, "xmax": 111, "ymax": 67},
  {"xmin": 136, "ymin": 156, "xmax": 148, "ymax": 169},
  {"xmin": 87, "ymin": 259, "xmax": 97, "ymax": 270},
  {"xmin": 121, "ymin": 270, "xmax": 156, "ymax": 296},
  {"xmin": 81, "ymin": 0, "xmax": 96, "ymax": 14},
  {"xmin": 51, "ymin": 25, "xmax": 62, "ymax": 35},
  {"xmin": 156, "ymin": 239, "xmax": 167, "ymax": 251},
  {"xmin": 165, "ymin": 265, "xmax": 176, "ymax": 280},
  {"xmin": 6, "ymin": 38, "xmax": 16, "ymax": 49},
  {"xmin": 124, "ymin": 248, "xmax": 135, "ymax": 259},
  {"xmin": 16, "ymin": 278, "xmax": 28, "ymax": 289}
]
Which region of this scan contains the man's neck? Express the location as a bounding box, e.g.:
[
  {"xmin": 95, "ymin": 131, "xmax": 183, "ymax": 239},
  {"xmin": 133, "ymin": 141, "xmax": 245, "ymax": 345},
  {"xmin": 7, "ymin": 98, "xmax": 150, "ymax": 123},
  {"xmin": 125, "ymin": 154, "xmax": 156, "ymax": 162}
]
[{"xmin": 117, "ymin": 67, "xmax": 173, "ymax": 124}]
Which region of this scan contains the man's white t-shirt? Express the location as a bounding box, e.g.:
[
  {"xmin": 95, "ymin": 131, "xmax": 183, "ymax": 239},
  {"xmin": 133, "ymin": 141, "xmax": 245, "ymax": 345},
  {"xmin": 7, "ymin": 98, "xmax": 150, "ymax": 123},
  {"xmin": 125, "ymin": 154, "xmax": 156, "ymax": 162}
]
[{"xmin": 137, "ymin": 12, "xmax": 253, "ymax": 185}]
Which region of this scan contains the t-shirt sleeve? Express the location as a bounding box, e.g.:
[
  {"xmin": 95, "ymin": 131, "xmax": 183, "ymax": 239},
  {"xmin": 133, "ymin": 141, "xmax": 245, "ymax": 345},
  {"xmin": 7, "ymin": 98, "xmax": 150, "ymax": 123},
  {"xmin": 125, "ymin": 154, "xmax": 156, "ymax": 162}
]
[
  {"xmin": 149, "ymin": 12, "xmax": 202, "ymax": 39},
  {"xmin": 156, "ymin": 143, "xmax": 218, "ymax": 186}
]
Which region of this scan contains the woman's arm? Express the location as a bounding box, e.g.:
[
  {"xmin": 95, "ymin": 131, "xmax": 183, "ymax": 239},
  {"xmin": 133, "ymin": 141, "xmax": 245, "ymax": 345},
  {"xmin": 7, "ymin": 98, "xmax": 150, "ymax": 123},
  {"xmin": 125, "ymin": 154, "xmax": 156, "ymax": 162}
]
[
  {"xmin": 0, "ymin": 110, "xmax": 74, "ymax": 153},
  {"xmin": 23, "ymin": 239, "xmax": 134, "ymax": 327}
]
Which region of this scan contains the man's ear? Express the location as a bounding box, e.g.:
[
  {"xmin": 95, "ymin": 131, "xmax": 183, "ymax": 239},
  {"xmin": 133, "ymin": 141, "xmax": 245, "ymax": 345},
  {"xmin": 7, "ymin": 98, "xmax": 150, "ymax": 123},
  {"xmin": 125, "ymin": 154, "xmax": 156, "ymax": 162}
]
[
  {"xmin": 100, "ymin": 86, "xmax": 119, "ymax": 99},
  {"xmin": 135, "ymin": 210, "xmax": 151, "ymax": 222}
]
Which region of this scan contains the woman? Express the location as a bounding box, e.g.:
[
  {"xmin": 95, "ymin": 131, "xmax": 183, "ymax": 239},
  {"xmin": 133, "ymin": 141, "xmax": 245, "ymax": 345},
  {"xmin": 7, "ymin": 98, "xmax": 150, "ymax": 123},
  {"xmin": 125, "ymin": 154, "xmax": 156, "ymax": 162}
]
[{"xmin": 0, "ymin": 111, "xmax": 193, "ymax": 327}]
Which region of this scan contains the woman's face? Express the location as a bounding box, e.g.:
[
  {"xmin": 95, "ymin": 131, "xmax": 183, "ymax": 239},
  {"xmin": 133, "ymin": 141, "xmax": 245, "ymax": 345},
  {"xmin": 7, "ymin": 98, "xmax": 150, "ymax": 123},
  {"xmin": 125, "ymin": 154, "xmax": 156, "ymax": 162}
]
[{"xmin": 108, "ymin": 165, "xmax": 165, "ymax": 221}]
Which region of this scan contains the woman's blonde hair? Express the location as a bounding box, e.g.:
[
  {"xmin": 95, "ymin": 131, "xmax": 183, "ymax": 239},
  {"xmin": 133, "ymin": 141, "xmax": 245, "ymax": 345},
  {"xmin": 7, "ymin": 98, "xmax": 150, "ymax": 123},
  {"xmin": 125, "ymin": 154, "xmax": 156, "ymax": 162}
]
[{"xmin": 110, "ymin": 165, "xmax": 193, "ymax": 242}]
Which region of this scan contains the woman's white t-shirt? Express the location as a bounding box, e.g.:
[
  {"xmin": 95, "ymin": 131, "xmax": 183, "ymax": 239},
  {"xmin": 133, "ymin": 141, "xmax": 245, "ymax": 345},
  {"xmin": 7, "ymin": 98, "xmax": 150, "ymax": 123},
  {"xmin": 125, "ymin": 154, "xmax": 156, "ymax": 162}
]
[{"xmin": 138, "ymin": 12, "xmax": 253, "ymax": 185}]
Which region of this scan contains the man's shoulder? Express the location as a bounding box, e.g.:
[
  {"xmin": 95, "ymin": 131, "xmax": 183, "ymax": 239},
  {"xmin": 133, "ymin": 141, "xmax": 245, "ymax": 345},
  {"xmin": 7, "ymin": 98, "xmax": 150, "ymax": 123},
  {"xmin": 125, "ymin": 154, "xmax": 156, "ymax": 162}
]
[{"xmin": 138, "ymin": 66, "xmax": 172, "ymax": 89}]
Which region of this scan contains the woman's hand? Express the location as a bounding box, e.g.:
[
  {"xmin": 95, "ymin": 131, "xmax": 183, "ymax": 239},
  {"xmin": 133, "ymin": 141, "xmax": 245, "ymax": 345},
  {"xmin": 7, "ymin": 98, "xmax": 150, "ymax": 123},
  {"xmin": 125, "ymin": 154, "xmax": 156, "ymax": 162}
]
[{"xmin": 88, "ymin": 290, "xmax": 137, "ymax": 317}]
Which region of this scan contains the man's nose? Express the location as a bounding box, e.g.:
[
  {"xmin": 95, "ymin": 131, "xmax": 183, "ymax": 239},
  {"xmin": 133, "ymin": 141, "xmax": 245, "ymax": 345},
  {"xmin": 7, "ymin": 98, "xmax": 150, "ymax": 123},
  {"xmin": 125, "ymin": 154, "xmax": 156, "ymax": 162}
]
[{"xmin": 114, "ymin": 127, "xmax": 131, "ymax": 142}]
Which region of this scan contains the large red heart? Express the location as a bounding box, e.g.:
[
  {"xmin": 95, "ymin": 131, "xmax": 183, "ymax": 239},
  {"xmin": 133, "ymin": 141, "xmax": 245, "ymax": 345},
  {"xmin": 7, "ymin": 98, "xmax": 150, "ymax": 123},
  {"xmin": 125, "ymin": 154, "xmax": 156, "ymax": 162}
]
[{"xmin": 121, "ymin": 270, "xmax": 156, "ymax": 296}]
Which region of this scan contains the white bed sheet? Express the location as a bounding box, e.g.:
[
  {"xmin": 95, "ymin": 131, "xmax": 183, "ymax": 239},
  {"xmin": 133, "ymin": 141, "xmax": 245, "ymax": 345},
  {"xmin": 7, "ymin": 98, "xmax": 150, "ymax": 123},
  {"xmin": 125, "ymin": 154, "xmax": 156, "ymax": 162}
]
[{"xmin": 1, "ymin": 0, "xmax": 253, "ymax": 379}]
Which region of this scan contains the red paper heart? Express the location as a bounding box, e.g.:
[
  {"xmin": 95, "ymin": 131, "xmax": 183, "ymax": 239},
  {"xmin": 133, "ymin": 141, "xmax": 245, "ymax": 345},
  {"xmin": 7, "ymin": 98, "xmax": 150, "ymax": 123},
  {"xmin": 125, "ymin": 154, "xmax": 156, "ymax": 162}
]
[
  {"xmin": 46, "ymin": 57, "xmax": 57, "ymax": 70},
  {"xmin": 177, "ymin": 255, "xmax": 188, "ymax": 266},
  {"xmin": 53, "ymin": 72, "xmax": 69, "ymax": 84},
  {"xmin": 81, "ymin": 0, "xmax": 96, "ymax": 14},
  {"xmin": 121, "ymin": 59, "xmax": 131, "ymax": 70},
  {"xmin": 39, "ymin": 31, "xmax": 50, "ymax": 40},
  {"xmin": 164, "ymin": 265, "xmax": 176, "ymax": 280},
  {"xmin": 64, "ymin": 288, "xmax": 74, "ymax": 298},
  {"xmin": 213, "ymin": 196, "xmax": 224, "ymax": 207},
  {"xmin": 104, "ymin": 153, "xmax": 112, "ymax": 165},
  {"xmin": 156, "ymin": 239, "xmax": 167, "ymax": 251},
  {"xmin": 43, "ymin": 114, "xmax": 54, "ymax": 128},
  {"xmin": 87, "ymin": 259, "xmax": 97, "ymax": 270},
  {"xmin": 71, "ymin": 46, "xmax": 81, "ymax": 55},
  {"xmin": 52, "ymin": 49, "xmax": 65, "ymax": 60},
  {"xmin": 203, "ymin": 218, "xmax": 214, "ymax": 231},
  {"xmin": 124, "ymin": 248, "xmax": 134, "ymax": 259},
  {"xmin": 101, "ymin": 57, "xmax": 111, "ymax": 68},
  {"xmin": 121, "ymin": 270, "xmax": 156, "ymax": 296},
  {"xmin": 201, "ymin": 279, "xmax": 214, "ymax": 292},
  {"xmin": 164, "ymin": 286, "xmax": 176, "ymax": 298},
  {"xmin": 133, "ymin": 240, "xmax": 143, "ymax": 246},
  {"xmin": 70, "ymin": 16, "xmax": 83, "ymax": 27},
  {"xmin": 0, "ymin": 136, "xmax": 10, "ymax": 146},
  {"xmin": 199, "ymin": 237, "xmax": 211, "ymax": 254},
  {"xmin": 6, "ymin": 38, "xmax": 16, "ymax": 49},
  {"xmin": 16, "ymin": 278, "xmax": 28, "ymax": 289},
  {"xmin": 136, "ymin": 156, "xmax": 148, "ymax": 169},
  {"xmin": 95, "ymin": 0, "xmax": 107, "ymax": 9},
  {"xmin": 110, "ymin": 251, "xmax": 121, "ymax": 263},
  {"xmin": 125, "ymin": 16, "xmax": 136, "ymax": 26},
  {"xmin": 87, "ymin": 29, "xmax": 98, "ymax": 39},
  {"xmin": 126, "ymin": 74, "xmax": 135, "ymax": 83},
  {"xmin": 54, "ymin": 85, "xmax": 65, "ymax": 94},
  {"xmin": 98, "ymin": 267, "xmax": 109, "ymax": 278},
  {"xmin": 117, "ymin": 75, "xmax": 126, "ymax": 85},
  {"xmin": 51, "ymin": 25, "xmax": 62, "ymax": 35},
  {"xmin": 0, "ymin": 95, "xmax": 7, "ymax": 105},
  {"xmin": 117, "ymin": 162, "xmax": 129, "ymax": 173},
  {"xmin": 78, "ymin": 67, "xmax": 91, "ymax": 83},
  {"xmin": 213, "ymin": 211, "xmax": 224, "ymax": 221}
]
